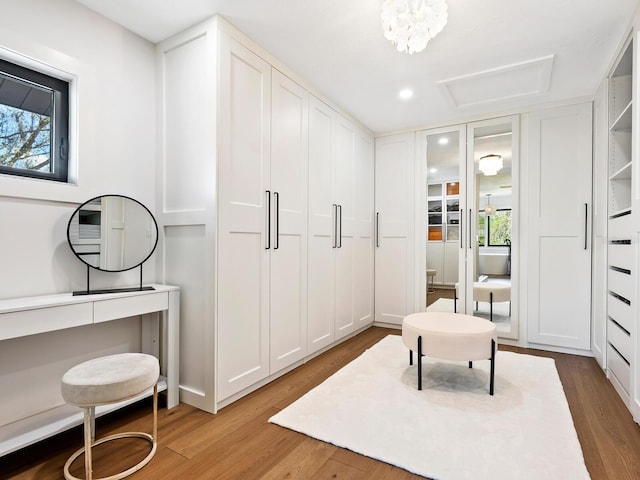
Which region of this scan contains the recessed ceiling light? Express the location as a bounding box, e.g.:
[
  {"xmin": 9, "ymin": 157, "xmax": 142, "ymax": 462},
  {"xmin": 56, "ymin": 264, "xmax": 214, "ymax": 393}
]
[
  {"xmin": 438, "ymin": 137, "xmax": 449, "ymax": 145},
  {"xmin": 430, "ymin": 168, "xmax": 437, "ymax": 173},
  {"xmin": 398, "ymin": 88, "xmax": 414, "ymax": 100}
]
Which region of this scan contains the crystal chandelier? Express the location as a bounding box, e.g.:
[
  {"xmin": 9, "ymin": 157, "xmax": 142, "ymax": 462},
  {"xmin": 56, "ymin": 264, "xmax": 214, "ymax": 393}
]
[
  {"xmin": 381, "ymin": 0, "xmax": 448, "ymax": 54},
  {"xmin": 479, "ymin": 154, "xmax": 503, "ymax": 176}
]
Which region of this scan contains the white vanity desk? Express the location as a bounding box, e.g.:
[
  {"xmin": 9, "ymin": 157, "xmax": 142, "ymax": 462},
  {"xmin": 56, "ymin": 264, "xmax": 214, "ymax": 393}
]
[{"xmin": 0, "ymin": 284, "xmax": 179, "ymax": 456}]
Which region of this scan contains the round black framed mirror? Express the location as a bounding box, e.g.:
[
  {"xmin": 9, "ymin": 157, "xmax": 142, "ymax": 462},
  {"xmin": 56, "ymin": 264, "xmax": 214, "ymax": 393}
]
[{"xmin": 67, "ymin": 195, "xmax": 158, "ymax": 273}]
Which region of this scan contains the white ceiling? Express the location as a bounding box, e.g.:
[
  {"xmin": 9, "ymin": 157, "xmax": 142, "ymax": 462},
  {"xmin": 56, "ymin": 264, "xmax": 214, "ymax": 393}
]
[{"xmin": 76, "ymin": 0, "xmax": 638, "ymax": 134}]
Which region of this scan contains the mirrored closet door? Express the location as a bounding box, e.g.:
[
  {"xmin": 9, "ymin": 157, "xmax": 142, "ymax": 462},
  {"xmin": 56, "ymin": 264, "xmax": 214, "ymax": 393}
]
[{"xmin": 419, "ymin": 116, "xmax": 519, "ymax": 339}]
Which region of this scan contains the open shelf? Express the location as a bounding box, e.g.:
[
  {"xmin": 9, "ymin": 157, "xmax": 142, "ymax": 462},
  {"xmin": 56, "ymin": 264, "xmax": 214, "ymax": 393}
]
[
  {"xmin": 610, "ymin": 161, "xmax": 632, "ymax": 181},
  {"xmin": 610, "ymin": 101, "xmax": 632, "ymax": 132}
]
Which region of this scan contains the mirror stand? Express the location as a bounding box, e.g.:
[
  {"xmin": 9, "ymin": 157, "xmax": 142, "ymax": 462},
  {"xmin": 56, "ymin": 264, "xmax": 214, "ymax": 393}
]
[{"xmin": 73, "ymin": 264, "xmax": 156, "ymax": 296}]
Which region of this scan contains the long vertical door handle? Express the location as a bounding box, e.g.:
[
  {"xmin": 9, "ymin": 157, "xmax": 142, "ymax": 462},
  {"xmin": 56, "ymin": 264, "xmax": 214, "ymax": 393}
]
[
  {"xmin": 331, "ymin": 203, "xmax": 338, "ymax": 248},
  {"xmin": 584, "ymin": 203, "xmax": 588, "ymax": 250},
  {"xmin": 468, "ymin": 209, "xmax": 472, "ymax": 250},
  {"xmin": 265, "ymin": 190, "xmax": 271, "ymax": 249},
  {"xmin": 459, "ymin": 208, "xmax": 463, "ymax": 249},
  {"xmin": 376, "ymin": 212, "xmax": 380, "ymax": 248},
  {"xmin": 338, "ymin": 205, "xmax": 343, "ymax": 248},
  {"xmin": 274, "ymin": 192, "xmax": 279, "ymax": 250}
]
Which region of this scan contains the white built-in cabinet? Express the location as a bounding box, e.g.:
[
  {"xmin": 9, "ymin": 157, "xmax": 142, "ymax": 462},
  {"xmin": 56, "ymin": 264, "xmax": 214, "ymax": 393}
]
[
  {"xmin": 374, "ymin": 133, "xmax": 416, "ymax": 326},
  {"xmin": 605, "ymin": 33, "xmax": 637, "ymax": 416},
  {"xmin": 308, "ymin": 97, "xmax": 375, "ymax": 353},
  {"xmin": 157, "ymin": 17, "xmax": 373, "ymax": 412},
  {"xmin": 217, "ymin": 38, "xmax": 310, "ymax": 400},
  {"xmin": 525, "ymin": 103, "xmax": 593, "ymax": 351}
]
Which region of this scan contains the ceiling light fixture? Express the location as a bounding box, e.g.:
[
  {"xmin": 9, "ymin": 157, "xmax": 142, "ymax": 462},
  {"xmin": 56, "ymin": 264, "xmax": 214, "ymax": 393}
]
[
  {"xmin": 398, "ymin": 88, "xmax": 414, "ymax": 100},
  {"xmin": 381, "ymin": 0, "xmax": 448, "ymax": 55},
  {"xmin": 438, "ymin": 137, "xmax": 449, "ymax": 145},
  {"xmin": 484, "ymin": 194, "xmax": 496, "ymax": 216},
  {"xmin": 479, "ymin": 154, "xmax": 503, "ymax": 176}
]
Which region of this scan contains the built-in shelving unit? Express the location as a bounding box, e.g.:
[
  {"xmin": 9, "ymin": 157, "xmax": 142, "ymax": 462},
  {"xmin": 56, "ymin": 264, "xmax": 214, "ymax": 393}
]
[
  {"xmin": 607, "ymin": 35, "xmax": 634, "ymax": 403},
  {"xmin": 427, "ymin": 181, "xmax": 460, "ymax": 286},
  {"xmin": 427, "ymin": 182, "xmax": 459, "ymax": 242}
]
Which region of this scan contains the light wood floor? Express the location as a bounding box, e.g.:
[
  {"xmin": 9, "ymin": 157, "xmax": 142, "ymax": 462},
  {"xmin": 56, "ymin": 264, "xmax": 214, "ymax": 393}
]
[{"xmin": 3, "ymin": 326, "xmax": 640, "ymax": 479}]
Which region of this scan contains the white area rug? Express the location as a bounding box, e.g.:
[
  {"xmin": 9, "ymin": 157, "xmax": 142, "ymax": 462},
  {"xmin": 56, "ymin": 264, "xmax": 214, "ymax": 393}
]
[{"xmin": 269, "ymin": 335, "xmax": 589, "ymax": 480}]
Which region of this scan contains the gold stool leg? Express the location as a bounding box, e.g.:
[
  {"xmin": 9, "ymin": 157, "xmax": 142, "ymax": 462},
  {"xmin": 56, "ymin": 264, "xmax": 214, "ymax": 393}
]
[{"xmin": 84, "ymin": 407, "xmax": 93, "ymax": 480}]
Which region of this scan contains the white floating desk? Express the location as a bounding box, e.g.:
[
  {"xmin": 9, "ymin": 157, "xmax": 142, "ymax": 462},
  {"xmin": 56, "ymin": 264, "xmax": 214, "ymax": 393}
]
[{"xmin": 0, "ymin": 284, "xmax": 179, "ymax": 456}]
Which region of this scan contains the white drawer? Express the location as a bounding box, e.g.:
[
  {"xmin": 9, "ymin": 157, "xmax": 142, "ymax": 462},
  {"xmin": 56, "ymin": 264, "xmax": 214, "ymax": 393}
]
[
  {"xmin": 94, "ymin": 292, "xmax": 168, "ymax": 323},
  {"xmin": 608, "ymin": 318, "xmax": 631, "ymax": 362},
  {"xmin": 609, "ymin": 213, "xmax": 633, "ymax": 239},
  {"xmin": 608, "ymin": 343, "xmax": 630, "ymax": 394},
  {"xmin": 0, "ymin": 303, "xmax": 93, "ymax": 341},
  {"xmin": 608, "ymin": 293, "xmax": 632, "ymax": 333},
  {"xmin": 608, "ymin": 243, "xmax": 633, "ymax": 272},
  {"xmin": 608, "ymin": 268, "xmax": 633, "ymax": 301}
]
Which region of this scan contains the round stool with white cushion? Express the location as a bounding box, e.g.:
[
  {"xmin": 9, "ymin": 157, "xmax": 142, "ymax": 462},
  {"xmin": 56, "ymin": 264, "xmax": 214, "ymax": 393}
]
[
  {"xmin": 61, "ymin": 353, "xmax": 160, "ymax": 480},
  {"xmin": 454, "ymin": 282, "xmax": 511, "ymax": 322},
  {"xmin": 402, "ymin": 312, "xmax": 497, "ymax": 395}
]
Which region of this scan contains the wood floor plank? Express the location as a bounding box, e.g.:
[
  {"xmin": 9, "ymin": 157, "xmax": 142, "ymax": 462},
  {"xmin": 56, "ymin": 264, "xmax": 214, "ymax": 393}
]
[
  {"xmin": 3, "ymin": 326, "xmax": 640, "ymax": 479},
  {"xmin": 258, "ymin": 436, "xmax": 338, "ymax": 479},
  {"xmin": 309, "ymin": 458, "xmax": 366, "ymax": 480}
]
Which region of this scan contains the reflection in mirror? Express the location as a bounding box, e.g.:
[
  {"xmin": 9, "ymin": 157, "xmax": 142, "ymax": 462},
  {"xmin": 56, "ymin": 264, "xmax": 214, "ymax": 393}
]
[
  {"xmin": 68, "ymin": 195, "xmax": 158, "ymax": 272},
  {"xmin": 471, "ymin": 121, "xmax": 513, "ymax": 335},
  {"xmin": 425, "ymin": 128, "xmax": 462, "ymax": 310}
]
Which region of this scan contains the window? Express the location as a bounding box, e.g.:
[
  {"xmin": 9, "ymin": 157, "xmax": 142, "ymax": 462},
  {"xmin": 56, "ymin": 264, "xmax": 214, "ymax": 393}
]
[
  {"xmin": 0, "ymin": 58, "xmax": 69, "ymax": 182},
  {"xmin": 487, "ymin": 209, "xmax": 511, "ymax": 246}
]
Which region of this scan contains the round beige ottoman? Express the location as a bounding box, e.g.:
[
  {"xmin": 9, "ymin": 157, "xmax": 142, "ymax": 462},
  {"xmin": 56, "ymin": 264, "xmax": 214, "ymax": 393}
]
[
  {"xmin": 61, "ymin": 353, "xmax": 160, "ymax": 480},
  {"xmin": 402, "ymin": 312, "xmax": 497, "ymax": 395},
  {"xmin": 454, "ymin": 282, "xmax": 511, "ymax": 321}
]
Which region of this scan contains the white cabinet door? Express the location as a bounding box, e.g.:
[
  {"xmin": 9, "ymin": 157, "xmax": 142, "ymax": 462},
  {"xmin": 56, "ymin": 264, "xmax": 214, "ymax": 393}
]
[
  {"xmin": 308, "ymin": 97, "xmax": 336, "ymax": 353},
  {"xmin": 354, "ymin": 128, "xmax": 375, "ymax": 329},
  {"xmin": 374, "ymin": 133, "xmax": 415, "ymax": 325},
  {"xmin": 526, "ymin": 103, "xmax": 592, "ymax": 350},
  {"xmin": 269, "ymin": 70, "xmax": 308, "ymax": 373},
  {"xmin": 334, "ymin": 114, "xmax": 356, "ymax": 339},
  {"xmin": 217, "ymin": 36, "xmax": 272, "ymax": 400}
]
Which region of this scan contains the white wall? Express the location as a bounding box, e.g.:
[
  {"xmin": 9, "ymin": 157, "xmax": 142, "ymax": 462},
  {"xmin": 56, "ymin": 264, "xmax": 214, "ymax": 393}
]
[
  {"xmin": 0, "ymin": 0, "xmax": 157, "ymax": 298},
  {"xmin": 0, "ymin": 0, "xmax": 158, "ymax": 428}
]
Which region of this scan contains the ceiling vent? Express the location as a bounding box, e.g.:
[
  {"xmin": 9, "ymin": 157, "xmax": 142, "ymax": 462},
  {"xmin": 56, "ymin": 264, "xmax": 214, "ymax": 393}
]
[{"xmin": 437, "ymin": 55, "xmax": 554, "ymax": 108}]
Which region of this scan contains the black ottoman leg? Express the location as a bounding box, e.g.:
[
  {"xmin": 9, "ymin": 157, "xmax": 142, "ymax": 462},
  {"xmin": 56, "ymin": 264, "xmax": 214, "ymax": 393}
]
[
  {"xmin": 418, "ymin": 335, "xmax": 423, "ymax": 390},
  {"xmin": 490, "ymin": 339, "xmax": 496, "ymax": 395}
]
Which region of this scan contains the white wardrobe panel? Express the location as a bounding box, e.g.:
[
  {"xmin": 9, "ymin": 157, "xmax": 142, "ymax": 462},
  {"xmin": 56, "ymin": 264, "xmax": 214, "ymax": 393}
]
[
  {"xmin": 334, "ymin": 115, "xmax": 356, "ymax": 339},
  {"xmin": 307, "ymin": 97, "xmax": 336, "ymax": 352},
  {"xmin": 355, "ymin": 130, "xmax": 375, "ymax": 328},
  {"xmin": 375, "ymin": 237, "xmax": 409, "ymax": 325},
  {"xmin": 217, "ymin": 37, "xmax": 271, "ymax": 400},
  {"xmin": 335, "ymin": 237, "xmax": 355, "ymax": 337},
  {"xmin": 374, "ymin": 133, "xmax": 415, "ymax": 325},
  {"xmin": 269, "ymin": 70, "xmax": 308, "ymax": 373},
  {"xmin": 526, "ymin": 103, "xmax": 592, "ymax": 350},
  {"xmin": 164, "ymin": 225, "xmax": 206, "ymax": 402},
  {"xmin": 162, "ymin": 34, "xmax": 211, "ymax": 213}
]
